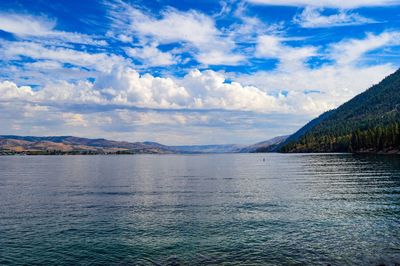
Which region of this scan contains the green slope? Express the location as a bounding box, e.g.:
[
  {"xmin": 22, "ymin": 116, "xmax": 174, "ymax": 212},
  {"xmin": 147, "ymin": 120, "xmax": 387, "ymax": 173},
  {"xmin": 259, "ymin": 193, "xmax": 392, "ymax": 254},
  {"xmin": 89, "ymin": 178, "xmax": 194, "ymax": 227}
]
[{"xmin": 281, "ymin": 68, "xmax": 400, "ymax": 154}]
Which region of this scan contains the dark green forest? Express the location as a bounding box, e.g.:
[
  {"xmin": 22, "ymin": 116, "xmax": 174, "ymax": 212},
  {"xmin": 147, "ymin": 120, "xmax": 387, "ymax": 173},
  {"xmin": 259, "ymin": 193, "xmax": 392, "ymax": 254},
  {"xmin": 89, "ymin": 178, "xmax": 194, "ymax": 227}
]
[
  {"xmin": 281, "ymin": 69, "xmax": 400, "ymax": 154},
  {"xmin": 282, "ymin": 123, "xmax": 400, "ymax": 153}
]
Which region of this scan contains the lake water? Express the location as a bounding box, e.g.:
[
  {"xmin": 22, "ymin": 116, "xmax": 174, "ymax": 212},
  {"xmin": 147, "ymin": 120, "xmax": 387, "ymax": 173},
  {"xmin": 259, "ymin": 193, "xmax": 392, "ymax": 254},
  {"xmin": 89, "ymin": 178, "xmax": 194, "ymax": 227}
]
[{"xmin": 0, "ymin": 154, "xmax": 400, "ymax": 265}]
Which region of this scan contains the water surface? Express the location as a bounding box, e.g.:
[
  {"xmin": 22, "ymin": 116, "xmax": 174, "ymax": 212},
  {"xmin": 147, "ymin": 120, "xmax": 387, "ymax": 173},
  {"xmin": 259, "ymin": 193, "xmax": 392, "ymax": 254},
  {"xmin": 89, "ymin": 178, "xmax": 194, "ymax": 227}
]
[{"xmin": 1, "ymin": 154, "xmax": 400, "ymax": 265}]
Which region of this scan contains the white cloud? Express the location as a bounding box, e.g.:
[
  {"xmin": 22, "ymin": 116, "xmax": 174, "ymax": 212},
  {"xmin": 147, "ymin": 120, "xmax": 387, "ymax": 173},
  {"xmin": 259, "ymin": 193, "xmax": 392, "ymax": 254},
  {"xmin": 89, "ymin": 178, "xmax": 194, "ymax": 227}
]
[
  {"xmin": 294, "ymin": 7, "xmax": 376, "ymax": 28},
  {"xmin": 195, "ymin": 50, "xmax": 245, "ymax": 65},
  {"xmin": 0, "ymin": 81, "xmax": 34, "ymax": 99},
  {"xmin": 0, "ymin": 68, "xmax": 285, "ymax": 113},
  {"xmin": 0, "ymin": 13, "xmax": 106, "ymax": 45},
  {"xmin": 3, "ymin": 61, "xmax": 92, "ymax": 89},
  {"xmin": 107, "ymin": 4, "xmax": 244, "ymax": 65},
  {"xmin": 246, "ymin": 0, "xmax": 400, "ymax": 9},
  {"xmin": 180, "ymin": 69, "xmax": 284, "ymax": 112},
  {"xmin": 131, "ymin": 9, "xmax": 219, "ymax": 46},
  {"xmin": 236, "ymin": 33, "xmax": 400, "ymax": 115},
  {"xmin": 94, "ymin": 67, "xmax": 285, "ymax": 112},
  {"xmin": 117, "ymin": 34, "xmax": 133, "ymax": 43},
  {"xmin": 27, "ymin": 60, "xmax": 64, "ymax": 70},
  {"xmin": 255, "ymin": 31, "xmax": 400, "ymax": 72},
  {"xmin": 232, "ymin": 32, "xmax": 400, "ymax": 115},
  {"xmin": 1, "ymin": 29, "xmax": 398, "ymax": 119},
  {"xmin": 2, "ymin": 29, "xmax": 399, "ymax": 119},
  {"xmin": 233, "ymin": 31, "xmax": 400, "ymax": 115},
  {"xmin": 256, "ymin": 35, "xmax": 318, "ymax": 70},
  {"xmin": 94, "ymin": 67, "xmax": 190, "ymax": 108},
  {"xmin": 0, "ymin": 13, "xmax": 55, "ymax": 36},
  {"xmin": 38, "ymin": 81, "xmax": 103, "ymax": 103},
  {"xmin": 1, "ymin": 41, "xmax": 127, "ymax": 73},
  {"xmin": 236, "ymin": 64, "xmax": 396, "ymax": 115},
  {"xmin": 330, "ymin": 32, "xmax": 400, "ymax": 65},
  {"xmin": 126, "ymin": 43, "xmax": 176, "ymax": 66}
]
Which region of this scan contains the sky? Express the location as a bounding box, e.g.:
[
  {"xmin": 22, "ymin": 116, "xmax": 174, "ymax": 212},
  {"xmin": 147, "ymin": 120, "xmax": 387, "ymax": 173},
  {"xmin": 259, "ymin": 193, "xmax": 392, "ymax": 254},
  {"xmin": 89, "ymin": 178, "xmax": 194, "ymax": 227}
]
[{"xmin": 0, "ymin": 0, "xmax": 399, "ymax": 145}]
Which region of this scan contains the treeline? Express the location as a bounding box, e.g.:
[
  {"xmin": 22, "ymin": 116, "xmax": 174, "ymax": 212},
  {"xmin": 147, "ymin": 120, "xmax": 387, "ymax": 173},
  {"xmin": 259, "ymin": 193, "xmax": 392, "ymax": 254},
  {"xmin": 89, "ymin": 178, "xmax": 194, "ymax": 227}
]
[
  {"xmin": 282, "ymin": 122, "xmax": 400, "ymax": 153},
  {"xmin": 350, "ymin": 123, "xmax": 400, "ymax": 152}
]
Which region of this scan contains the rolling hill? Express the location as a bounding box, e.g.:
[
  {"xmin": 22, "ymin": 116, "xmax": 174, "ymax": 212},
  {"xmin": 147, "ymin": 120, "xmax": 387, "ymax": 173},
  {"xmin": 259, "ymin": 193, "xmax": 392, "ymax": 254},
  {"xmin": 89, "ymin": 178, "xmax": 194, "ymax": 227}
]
[{"xmin": 0, "ymin": 136, "xmax": 173, "ymax": 155}]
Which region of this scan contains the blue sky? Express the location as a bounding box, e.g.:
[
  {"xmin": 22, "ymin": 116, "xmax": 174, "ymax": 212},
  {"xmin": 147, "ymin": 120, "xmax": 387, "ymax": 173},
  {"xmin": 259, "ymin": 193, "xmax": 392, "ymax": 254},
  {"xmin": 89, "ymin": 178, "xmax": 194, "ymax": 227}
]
[{"xmin": 0, "ymin": 0, "xmax": 399, "ymax": 144}]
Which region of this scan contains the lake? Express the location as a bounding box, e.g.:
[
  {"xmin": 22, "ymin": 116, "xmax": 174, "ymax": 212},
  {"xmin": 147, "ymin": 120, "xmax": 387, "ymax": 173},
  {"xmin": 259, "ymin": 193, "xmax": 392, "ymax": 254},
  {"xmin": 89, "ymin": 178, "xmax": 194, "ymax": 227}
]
[{"xmin": 1, "ymin": 154, "xmax": 400, "ymax": 265}]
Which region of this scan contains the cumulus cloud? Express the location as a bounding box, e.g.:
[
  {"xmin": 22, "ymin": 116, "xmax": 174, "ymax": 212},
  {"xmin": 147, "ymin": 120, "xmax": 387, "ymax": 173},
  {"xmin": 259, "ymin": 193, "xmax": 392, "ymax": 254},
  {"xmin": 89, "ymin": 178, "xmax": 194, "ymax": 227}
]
[
  {"xmin": 0, "ymin": 68, "xmax": 285, "ymax": 113},
  {"xmin": 7, "ymin": 62, "xmax": 395, "ymax": 120},
  {"xmin": 0, "ymin": 81, "xmax": 34, "ymax": 99},
  {"xmin": 180, "ymin": 70, "xmax": 285, "ymax": 112},
  {"xmin": 294, "ymin": 7, "xmax": 376, "ymax": 28},
  {"xmin": 246, "ymin": 0, "xmax": 400, "ymax": 9},
  {"xmin": 94, "ymin": 67, "xmax": 190, "ymax": 108}
]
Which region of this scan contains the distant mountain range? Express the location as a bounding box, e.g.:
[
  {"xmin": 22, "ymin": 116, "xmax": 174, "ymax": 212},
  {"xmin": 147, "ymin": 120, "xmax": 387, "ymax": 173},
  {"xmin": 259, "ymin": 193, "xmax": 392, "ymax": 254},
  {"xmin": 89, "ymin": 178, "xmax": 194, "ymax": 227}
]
[
  {"xmin": 0, "ymin": 135, "xmax": 287, "ymax": 155},
  {"xmin": 239, "ymin": 135, "xmax": 289, "ymax": 153},
  {"xmin": 280, "ymin": 69, "xmax": 400, "ymax": 154}
]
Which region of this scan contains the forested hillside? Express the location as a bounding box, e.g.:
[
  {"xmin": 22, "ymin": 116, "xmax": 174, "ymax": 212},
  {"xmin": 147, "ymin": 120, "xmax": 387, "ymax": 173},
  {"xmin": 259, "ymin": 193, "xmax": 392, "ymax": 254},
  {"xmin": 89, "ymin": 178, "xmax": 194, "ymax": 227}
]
[{"xmin": 281, "ymin": 69, "xmax": 400, "ymax": 154}]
